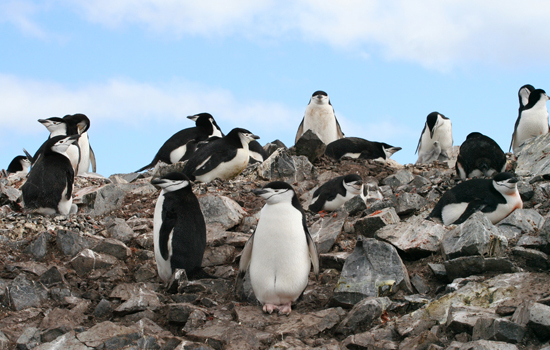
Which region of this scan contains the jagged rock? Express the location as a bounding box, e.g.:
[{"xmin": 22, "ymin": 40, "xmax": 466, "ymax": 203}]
[
  {"xmin": 395, "ymin": 192, "xmax": 428, "ymax": 216},
  {"xmin": 341, "ymin": 326, "xmax": 400, "ymax": 349},
  {"xmin": 69, "ymin": 249, "xmax": 119, "ymax": 276},
  {"xmin": 202, "ymin": 245, "xmax": 236, "ymax": 267},
  {"xmin": 0, "ymin": 331, "xmax": 9, "ymax": 350},
  {"xmin": 515, "ymin": 132, "xmax": 550, "ymax": 177},
  {"xmin": 319, "ymin": 251, "xmax": 351, "ymax": 270},
  {"xmin": 343, "ymin": 195, "xmax": 367, "ymax": 216},
  {"xmin": 335, "ymin": 297, "xmax": 391, "ymax": 335},
  {"xmin": 109, "ymin": 172, "xmax": 143, "ymax": 184},
  {"xmin": 76, "ymin": 321, "xmax": 139, "ymax": 348},
  {"xmin": 77, "ymin": 184, "xmax": 126, "ymax": 216},
  {"xmin": 257, "ymin": 148, "xmax": 316, "ymax": 182},
  {"xmin": 428, "ymin": 263, "xmax": 447, "ymax": 281},
  {"xmin": 263, "ymin": 308, "xmax": 347, "ymax": 338},
  {"xmin": 198, "ymin": 194, "xmax": 245, "ymax": 230},
  {"xmin": 16, "ymin": 327, "xmax": 40, "ymax": 350},
  {"xmin": 399, "ymin": 330, "xmax": 441, "ymax": 350},
  {"xmin": 38, "ymin": 266, "xmax": 64, "ymax": 286},
  {"xmin": 109, "ymin": 282, "xmax": 159, "ymax": 300},
  {"xmin": 444, "ymin": 256, "xmax": 514, "ymax": 280},
  {"xmin": 354, "ymin": 207, "xmax": 400, "ymax": 238},
  {"xmin": 382, "ymin": 169, "xmax": 414, "ymax": 188},
  {"xmin": 105, "ymin": 217, "xmax": 137, "ymax": 243},
  {"xmin": 294, "ymin": 129, "xmax": 326, "ymax": 163},
  {"xmin": 309, "ymin": 209, "xmax": 347, "ymax": 253},
  {"xmin": 264, "ymin": 139, "xmax": 287, "ymax": 158},
  {"xmin": 446, "ymin": 306, "xmax": 498, "ymax": 334},
  {"xmin": 40, "ymin": 302, "xmax": 89, "ymax": 331},
  {"xmin": 33, "ymin": 331, "xmax": 92, "ymax": 350},
  {"xmin": 94, "ymin": 299, "xmax": 113, "ymax": 320},
  {"xmin": 92, "ymin": 238, "xmax": 131, "ymax": 260},
  {"xmin": 376, "ymin": 215, "xmax": 445, "ymax": 258},
  {"xmin": 458, "ymin": 340, "xmax": 519, "ymax": 349},
  {"xmin": 410, "ymin": 274, "xmax": 430, "ymax": 295},
  {"xmin": 440, "ymin": 212, "xmax": 506, "ymax": 260},
  {"xmin": 333, "ymin": 237, "xmax": 413, "ymax": 306},
  {"xmin": 472, "ymin": 317, "xmax": 526, "ymax": 343},
  {"xmin": 517, "ymin": 215, "xmax": 550, "ymax": 254},
  {"xmin": 24, "ymin": 232, "xmax": 49, "ymax": 260},
  {"xmin": 114, "ymin": 288, "xmax": 161, "ymax": 315},
  {"xmin": 528, "ymin": 302, "xmax": 550, "ymax": 341},
  {"xmin": 0, "ymin": 183, "xmax": 21, "ymax": 204},
  {"xmin": 6, "ymin": 274, "xmax": 48, "ymax": 311},
  {"xmin": 512, "ymin": 246, "xmax": 549, "ymax": 269},
  {"xmin": 56, "ymin": 230, "xmax": 96, "ymax": 257},
  {"xmin": 497, "ymin": 209, "xmax": 544, "ymax": 240}
]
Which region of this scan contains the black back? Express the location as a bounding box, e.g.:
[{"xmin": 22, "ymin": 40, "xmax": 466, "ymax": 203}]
[
  {"xmin": 325, "ymin": 137, "xmax": 394, "ymax": 160},
  {"xmin": 456, "ymin": 132, "xmax": 506, "ymax": 178},
  {"xmin": 7, "ymin": 156, "xmax": 27, "ymax": 173},
  {"xmin": 309, "ymin": 174, "xmax": 361, "ymax": 212}
]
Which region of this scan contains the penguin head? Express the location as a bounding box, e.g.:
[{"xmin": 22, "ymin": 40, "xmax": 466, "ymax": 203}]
[
  {"xmin": 253, "ymin": 181, "xmax": 296, "ymax": 204},
  {"xmin": 492, "ymin": 172, "xmax": 519, "ymax": 195},
  {"xmin": 63, "ymin": 114, "xmax": 90, "ymax": 134},
  {"xmin": 20, "ymin": 157, "xmax": 31, "ymax": 171},
  {"xmin": 190, "ymin": 113, "xmax": 224, "ymax": 138},
  {"xmin": 342, "ymin": 174, "xmax": 363, "ymax": 195},
  {"xmin": 227, "ymin": 128, "xmax": 260, "ymax": 145},
  {"xmin": 381, "ymin": 143, "xmax": 402, "ymax": 159},
  {"xmin": 49, "ymin": 135, "xmax": 79, "ymax": 154},
  {"xmin": 310, "ymin": 91, "xmax": 330, "ymax": 106},
  {"xmin": 38, "ymin": 117, "xmax": 67, "ymax": 135},
  {"xmin": 151, "ymin": 172, "xmax": 192, "ymax": 192},
  {"xmin": 526, "ymin": 89, "xmax": 549, "ymax": 108},
  {"xmin": 518, "ymin": 84, "xmax": 535, "ymax": 108},
  {"xmin": 426, "ymin": 112, "xmax": 447, "ymax": 138}
]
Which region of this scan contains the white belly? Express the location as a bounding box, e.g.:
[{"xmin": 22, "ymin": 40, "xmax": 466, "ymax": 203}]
[
  {"xmin": 441, "ymin": 202, "xmax": 469, "ymax": 225},
  {"xmin": 57, "ymin": 185, "xmax": 73, "ymax": 215},
  {"xmin": 77, "ymin": 132, "xmax": 90, "ymax": 175},
  {"xmin": 303, "ymin": 106, "xmax": 340, "ymax": 144},
  {"xmin": 514, "ymin": 108, "xmax": 549, "ymax": 152},
  {"xmin": 66, "ymin": 145, "xmax": 80, "ymax": 172},
  {"xmin": 170, "ymin": 144, "xmax": 189, "ymax": 164},
  {"xmin": 249, "ymin": 204, "xmax": 311, "ymax": 305}
]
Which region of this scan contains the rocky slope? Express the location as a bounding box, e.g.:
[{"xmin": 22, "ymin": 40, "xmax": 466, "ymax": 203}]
[{"xmin": 1, "ymin": 134, "xmax": 550, "ymax": 350}]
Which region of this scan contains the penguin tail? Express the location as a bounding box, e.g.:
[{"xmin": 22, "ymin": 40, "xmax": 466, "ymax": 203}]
[
  {"xmin": 135, "ymin": 162, "xmax": 155, "ymax": 173},
  {"xmin": 22, "ymin": 148, "xmax": 34, "ymax": 164}
]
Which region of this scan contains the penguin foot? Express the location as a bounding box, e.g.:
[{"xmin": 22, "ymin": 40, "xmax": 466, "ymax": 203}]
[
  {"xmin": 318, "ymin": 210, "xmax": 328, "ymax": 218},
  {"xmin": 262, "ymin": 304, "xmax": 278, "ymax": 314},
  {"xmin": 278, "ymin": 303, "xmax": 292, "ymax": 315}
]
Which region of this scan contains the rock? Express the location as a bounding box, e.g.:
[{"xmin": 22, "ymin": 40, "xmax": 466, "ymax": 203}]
[
  {"xmin": 515, "ymin": 132, "xmax": 550, "ymax": 177},
  {"xmin": 6, "ymin": 274, "xmax": 48, "ymax": 311},
  {"xmin": 444, "ymin": 256, "xmax": 514, "ymax": 280},
  {"xmin": 528, "ymin": 302, "xmax": 550, "ymax": 341},
  {"xmin": 399, "ymin": 330, "xmax": 441, "ymax": 350},
  {"xmin": 92, "ymin": 238, "xmax": 131, "ymax": 260},
  {"xmin": 335, "ymin": 297, "xmax": 391, "ymax": 335},
  {"xmin": 0, "ymin": 331, "xmax": 9, "ymax": 350},
  {"xmin": 410, "ymin": 274, "xmax": 430, "ymax": 295},
  {"xmin": 472, "ymin": 317, "xmax": 526, "ymax": 343},
  {"xmin": 341, "ymin": 326, "xmax": 400, "ymax": 349},
  {"xmin": 428, "ymin": 263, "xmax": 447, "ymax": 281},
  {"xmin": 0, "ymin": 183, "xmax": 21, "ymax": 204},
  {"xmin": 78, "ymin": 184, "xmax": 126, "ymax": 217},
  {"xmin": 16, "ymin": 327, "xmax": 40, "ymax": 350},
  {"xmin": 512, "ymin": 246, "xmax": 549, "ymax": 269},
  {"xmin": 202, "ymin": 245, "xmax": 236, "ymax": 267},
  {"xmin": 264, "ymin": 139, "xmax": 287, "ymax": 158},
  {"xmin": 440, "ymin": 212, "xmax": 506, "ymax": 260},
  {"xmin": 319, "ymin": 251, "xmax": 351, "ymax": 270},
  {"xmin": 69, "ymin": 249, "xmax": 119, "ymax": 276},
  {"xmin": 38, "ymin": 266, "xmax": 63, "ymax": 286},
  {"xmin": 497, "ymin": 209, "xmax": 544, "ymax": 240},
  {"xmin": 344, "ymin": 195, "xmax": 368, "ymax": 216},
  {"xmin": 33, "ymin": 331, "xmax": 92, "ymax": 350},
  {"xmin": 24, "ymin": 232, "xmax": 49, "ymax": 260},
  {"xmin": 263, "ymin": 308, "xmax": 347, "ymax": 338},
  {"xmin": 257, "ymin": 148, "xmax": 316, "ymax": 183},
  {"xmin": 294, "ymin": 129, "xmax": 326, "ymax": 163},
  {"xmin": 394, "ymin": 192, "xmax": 428, "ymax": 216},
  {"xmin": 517, "ymin": 215, "xmax": 550, "ymax": 254},
  {"xmin": 446, "ymin": 306, "xmax": 498, "ymax": 334},
  {"xmin": 309, "ymin": 209, "xmax": 347, "ymax": 253},
  {"xmin": 354, "ymin": 207, "xmax": 400, "ymax": 238},
  {"xmin": 332, "ymin": 237, "xmax": 413, "ymax": 306},
  {"xmin": 105, "ymin": 218, "xmax": 137, "ymax": 243},
  {"xmin": 115, "ymin": 288, "xmax": 161, "ymax": 315},
  {"xmin": 56, "ymin": 230, "xmax": 95, "ymax": 257},
  {"xmin": 94, "ymin": 299, "xmax": 113, "ymax": 320},
  {"xmin": 457, "ymin": 340, "xmax": 519, "ymax": 350},
  {"xmin": 40, "ymin": 304, "xmax": 88, "ymax": 331},
  {"xmin": 382, "ymin": 169, "xmax": 414, "ymax": 189},
  {"xmin": 376, "ymin": 215, "xmax": 446, "ymax": 259},
  {"xmin": 198, "ymin": 194, "xmax": 246, "ymax": 230}
]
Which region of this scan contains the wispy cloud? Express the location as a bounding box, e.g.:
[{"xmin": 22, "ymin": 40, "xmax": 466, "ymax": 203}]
[{"xmin": 0, "ymin": 0, "xmax": 49, "ymax": 38}]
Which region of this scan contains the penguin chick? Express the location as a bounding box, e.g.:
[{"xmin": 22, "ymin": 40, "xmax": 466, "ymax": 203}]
[
  {"xmin": 428, "ymin": 172, "xmax": 522, "ymax": 225},
  {"xmin": 416, "ymin": 112, "xmax": 453, "ymax": 164},
  {"xmin": 238, "ymin": 181, "xmax": 319, "ymax": 315},
  {"xmin": 152, "ymin": 172, "xmax": 207, "ymax": 285},
  {"xmin": 309, "ymin": 174, "xmax": 363, "ymax": 212},
  {"xmin": 183, "ymin": 127, "xmax": 259, "ymax": 183},
  {"xmin": 456, "ymin": 132, "xmax": 506, "ymax": 180},
  {"xmin": 22, "ymin": 135, "xmax": 79, "ymax": 215},
  {"xmin": 295, "ymin": 90, "xmax": 344, "ymax": 145},
  {"xmin": 137, "ymin": 113, "xmax": 223, "ymax": 172}
]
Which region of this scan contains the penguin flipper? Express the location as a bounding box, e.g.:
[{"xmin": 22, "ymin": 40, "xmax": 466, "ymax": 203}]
[
  {"xmin": 89, "ymin": 145, "xmax": 97, "ymax": 173},
  {"xmin": 238, "ymin": 232, "xmax": 255, "ymax": 275},
  {"xmin": 452, "ymin": 200, "xmax": 487, "ymax": 225},
  {"xmin": 415, "ymin": 124, "xmax": 428, "ymax": 154},
  {"xmin": 295, "ymin": 117, "xmax": 305, "ymax": 144},
  {"xmin": 306, "ymin": 231, "xmax": 319, "ymax": 278},
  {"xmin": 334, "ymin": 113, "xmax": 345, "ymax": 139},
  {"xmin": 66, "ymin": 167, "xmax": 75, "ymax": 200},
  {"xmin": 159, "ymin": 209, "xmax": 177, "ymax": 260},
  {"xmin": 192, "ymin": 148, "xmax": 238, "ymax": 177},
  {"xmin": 23, "ymin": 148, "xmax": 34, "ymax": 164}
]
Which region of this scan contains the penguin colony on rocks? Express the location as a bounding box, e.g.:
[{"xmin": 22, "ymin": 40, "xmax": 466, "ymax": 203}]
[{"xmin": 3, "ymin": 85, "xmax": 547, "ymax": 315}]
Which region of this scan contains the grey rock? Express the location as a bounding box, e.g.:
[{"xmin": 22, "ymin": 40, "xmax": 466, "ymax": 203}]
[
  {"xmin": 444, "ymin": 256, "xmax": 514, "ymax": 280},
  {"xmin": 333, "ymin": 237, "xmax": 413, "ymax": 306},
  {"xmin": 294, "ymin": 129, "xmax": 326, "ymax": 163},
  {"xmin": 382, "ymin": 169, "xmax": 414, "ymax": 188},
  {"xmin": 33, "ymin": 331, "xmax": 92, "ymax": 350},
  {"xmin": 114, "ymin": 289, "xmax": 161, "ymax": 315},
  {"xmin": 198, "ymin": 194, "xmax": 245, "ymax": 230},
  {"xmin": 336, "ymin": 297, "xmax": 391, "ymax": 335},
  {"xmin": 134, "ymin": 263, "xmax": 158, "ymax": 282},
  {"xmin": 69, "ymin": 249, "xmax": 119, "ymax": 276},
  {"xmin": 446, "ymin": 306, "xmax": 498, "ymax": 334},
  {"xmin": 40, "ymin": 304, "xmax": 88, "ymax": 332},
  {"xmin": 441, "ymin": 212, "xmax": 506, "ymax": 260},
  {"xmin": 76, "ymin": 321, "xmax": 139, "ymax": 348},
  {"xmin": 263, "ymin": 308, "xmax": 347, "ymax": 339},
  {"xmin": 105, "ymin": 218, "xmax": 137, "ymax": 243},
  {"xmin": 135, "ymin": 232, "xmax": 154, "ymax": 250},
  {"xmin": 354, "ymin": 207, "xmax": 400, "ymax": 238},
  {"xmin": 319, "ymin": 251, "xmax": 351, "ymax": 270},
  {"xmin": 0, "ymin": 183, "xmax": 21, "ymax": 204},
  {"xmin": 395, "ymin": 192, "xmax": 428, "ymax": 216},
  {"xmin": 38, "ymin": 266, "xmax": 64, "ymax": 286},
  {"xmin": 399, "ymin": 330, "xmax": 441, "ymax": 350},
  {"xmin": 56, "ymin": 230, "xmax": 94, "ymax": 258},
  {"xmin": 183, "ymin": 309, "xmax": 207, "ymax": 334},
  {"xmin": 257, "ymin": 148, "xmax": 316, "ymax": 183},
  {"xmin": 309, "ymin": 209, "xmax": 347, "ymax": 253},
  {"xmin": 376, "ymin": 215, "xmax": 446, "ymax": 258},
  {"xmin": 92, "ymin": 238, "xmax": 131, "ymax": 260},
  {"xmin": 497, "ymin": 209, "xmax": 544, "ymax": 240},
  {"xmin": 515, "ymin": 132, "xmax": 550, "ymax": 177},
  {"xmin": 410, "ymin": 274, "xmax": 430, "ymax": 295},
  {"xmin": 6, "ymin": 274, "xmax": 48, "ymax": 311},
  {"xmin": 344, "ymin": 195, "xmax": 368, "ymax": 216},
  {"xmin": 79, "ymin": 184, "xmax": 126, "ymax": 217},
  {"xmin": 472, "ymin": 317, "xmax": 526, "ymax": 343},
  {"xmin": 341, "ymin": 325, "xmax": 399, "ymax": 349},
  {"xmin": 109, "ymin": 172, "xmax": 143, "ymax": 184},
  {"xmin": 24, "ymin": 232, "xmax": 48, "ymax": 260},
  {"xmin": 528, "ymin": 302, "xmax": 550, "ymax": 341},
  {"xmin": 512, "ymin": 246, "xmax": 549, "ymax": 269},
  {"xmin": 186, "ymin": 321, "xmax": 262, "ymax": 350},
  {"xmin": 16, "ymin": 327, "xmax": 40, "ymax": 350},
  {"xmin": 109, "ymin": 282, "xmax": 159, "ymax": 300},
  {"xmin": 428, "ymin": 263, "xmax": 447, "ymax": 281},
  {"xmin": 94, "ymin": 299, "xmax": 113, "ymax": 319},
  {"xmin": 458, "ymin": 340, "xmax": 519, "ymax": 350},
  {"xmin": 264, "ymin": 139, "xmax": 287, "ymax": 158},
  {"xmin": 0, "ymin": 330, "xmax": 8, "ymax": 350},
  {"xmin": 167, "ymin": 303, "xmax": 202, "ymax": 324},
  {"xmin": 202, "ymin": 245, "xmax": 236, "ymax": 267}
]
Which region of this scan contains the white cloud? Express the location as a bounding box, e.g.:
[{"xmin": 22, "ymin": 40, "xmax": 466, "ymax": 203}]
[{"xmin": 0, "ymin": 0, "xmax": 48, "ymax": 38}]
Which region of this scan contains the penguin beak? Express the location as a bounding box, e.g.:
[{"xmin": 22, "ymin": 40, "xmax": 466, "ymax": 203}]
[
  {"xmin": 187, "ymin": 115, "xmax": 198, "ymax": 121},
  {"xmin": 251, "ymin": 134, "xmax": 260, "ymax": 140},
  {"xmin": 508, "ymin": 177, "xmax": 519, "ymax": 184},
  {"xmin": 38, "ymin": 119, "xmax": 50, "ymax": 125},
  {"xmin": 151, "ymin": 178, "xmax": 166, "ymax": 187}
]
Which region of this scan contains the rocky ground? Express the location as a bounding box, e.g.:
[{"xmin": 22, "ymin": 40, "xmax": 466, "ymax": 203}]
[{"xmin": 1, "ymin": 134, "xmax": 550, "ymax": 350}]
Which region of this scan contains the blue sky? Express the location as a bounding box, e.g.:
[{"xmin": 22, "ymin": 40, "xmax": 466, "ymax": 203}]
[{"xmin": 2, "ymin": 1, "xmax": 550, "ymax": 176}]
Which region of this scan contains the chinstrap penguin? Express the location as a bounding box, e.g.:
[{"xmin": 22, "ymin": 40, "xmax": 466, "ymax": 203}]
[
  {"xmin": 6, "ymin": 156, "xmax": 31, "ymax": 176},
  {"xmin": 416, "ymin": 112, "xmax": 453, "ymax": 164},
  {"xmin": 309, "ymin": 174, "xmax": 363, "ymax": 213},
  {"xmin": 62, "ymin": 113, "xmax": 96, "ymax": 175},
  {"xmin": 325, "ymin": 137, "xmax": 401, "ymax": 161},
  {"xmin": 237, "ymin": 181, "xmax": 319, "ymax": 315},
  {"xmin": 428, "ymin": 172, "xmax": 522, "ymax": 225},
  {"xmin": 151, "ymin": 172, "xmax": 208, "ymax": 286},
  {"xmin": 295, "ymin": 91, "xmax": 344, "ymax": 145},
  {"xmin": 510, "ymin": 88, "xmax": 549, "ymax": 154},
  {"xmin": 456, "ymin": 132, "xmax": 506, "ymax": 180},
  {"xmin": 183, "ymin": 127, "xmax": 259, "ymax": 183},
  {"xmin": 21, "ymin": 135, "xmax": 79, "ymax": 215},
  {"xmin": 248, "ymin": 140, "xmax": 268, "ymax": 164},
  {"xmin": 137, "ymin": 113, "xmax": 223, "ymax": 172}
]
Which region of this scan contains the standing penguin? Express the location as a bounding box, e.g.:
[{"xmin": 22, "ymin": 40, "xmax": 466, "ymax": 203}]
[
  {"xmin": 62, "ymin": 113, "xmax": 96, "ymax": 175},
  {"xmin": 325, "ymin": 137, "xmax": 401, "ymax": 161},
  {"xmin": 238, "ymin": 181, "xmax": 319, "ymax": 315},
  {"xmin": 22, "ymin": 135, "xmax": 79, "ymax": 215},
  {"xmin": 151, "ymin": 172, "xmax": 207, "ymax": 285},
  {"xmin": 295, "ymin": 91, "xmax": 344, "ymax": 145},
  {"xmin": 309, "ymin": 174, "xmax": 363, "ymax": 213},
  {"xmin": 456, "ymin": 132, "xmax": 506, "ymax": 180},
  {"xmin": 416, "ymin": 112, "xmax": 453, "ymax": 164},
  {"xmin": 136, "ymin": 113, "xmax": 223, "ymax": 172},
  {"xmin": 183, "ymin": 128, "xmax": 259, "ymax": 183},
  {"xmin": 517, "ymin": 84, "xmax": 535, "ymax": 111},
  {"xmin": 510, "ymin": 88, "xmax": 550, "ymax": 154},
  {"xmin": 428, "ymin": 172, "xmax": 522, "ymax": 225},
  {"xmin": 6, "ymin": 156, "xmax": 31, "ymax": 176}
]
